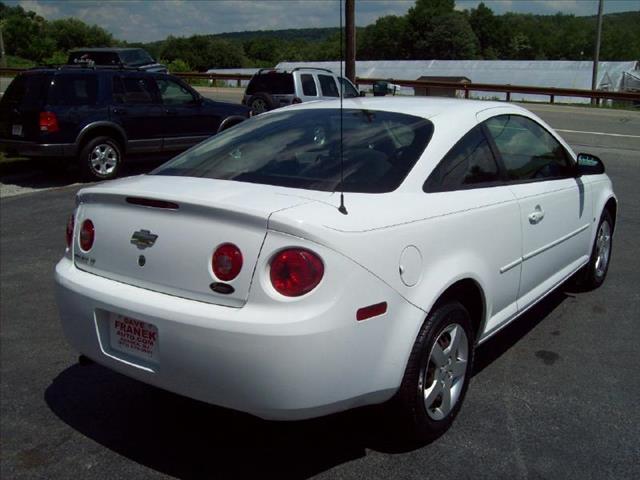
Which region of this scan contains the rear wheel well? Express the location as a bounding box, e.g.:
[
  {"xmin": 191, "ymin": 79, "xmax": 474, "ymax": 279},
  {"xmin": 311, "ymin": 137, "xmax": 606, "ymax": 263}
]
[
  {"xmin": 433, "ymin": 279, "xmax": 485, "ymax": 343},
  {"xmin": 78, "ymin": 127, "xmax": 125, "ymax": 154},
  {"xmin": 604, "ymin": 198, "xmax": 617, "ymax": 233}
]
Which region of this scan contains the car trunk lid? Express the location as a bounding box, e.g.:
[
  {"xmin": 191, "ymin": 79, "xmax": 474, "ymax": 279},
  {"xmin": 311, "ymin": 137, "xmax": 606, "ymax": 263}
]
[{"xmin": 73, "ymin": 175, "xmax": 327, "ymax": 307}]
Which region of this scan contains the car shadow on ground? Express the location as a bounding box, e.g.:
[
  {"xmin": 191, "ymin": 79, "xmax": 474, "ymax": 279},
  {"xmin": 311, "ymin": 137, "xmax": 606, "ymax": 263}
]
[{"xmin": 45, "ymin": 287, "xmax": 570, "ymax": 479}]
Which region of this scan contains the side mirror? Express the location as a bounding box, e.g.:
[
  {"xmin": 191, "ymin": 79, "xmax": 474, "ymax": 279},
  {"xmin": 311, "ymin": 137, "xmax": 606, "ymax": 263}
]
[
  {"xmin": 576, "ymin": 153, "xmax": 605, "ymax": 176},
  {"xmin": 359, "ymin": 90, "xmax": 366, "ymax": 97}
]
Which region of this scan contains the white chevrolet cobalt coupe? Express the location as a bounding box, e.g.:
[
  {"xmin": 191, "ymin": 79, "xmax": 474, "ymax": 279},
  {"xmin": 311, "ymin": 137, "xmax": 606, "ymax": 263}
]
[{"xmin": 55, "ymin": 97, "xmax": 616, "ymax": 440}]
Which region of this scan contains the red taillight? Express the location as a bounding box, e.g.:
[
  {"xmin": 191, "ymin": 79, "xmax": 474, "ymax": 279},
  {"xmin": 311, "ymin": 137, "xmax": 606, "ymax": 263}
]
[
  {"xmin": 270, "ymin": 249, "xmax": 324, "ymax": 297},
  {"xmin": 80, "ymin": 219, "xmax": 95, "ymax": 251},
  {"xmin": 65, "ymin": 214, "xmax": 75, "ymax": 248},
  {"xmin": 292, "ymin": 97, "xmax": 303, "ymax": 104},
  {"xmin": 212, "ymin": 243, "xmax": 243, "ymax": 281},
  {"xmin": 39, "ymin": 111, "xmax": 59, "ymax": 133}
]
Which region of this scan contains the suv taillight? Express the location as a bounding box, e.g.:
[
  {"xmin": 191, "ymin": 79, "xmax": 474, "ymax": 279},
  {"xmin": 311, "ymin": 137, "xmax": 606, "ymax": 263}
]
[
  {"xmin": 270, "ymin": 249, "xmax": 324, "ymax": 297},
  {"xmin": 39, "ymin": 111, "xmax": 59, "ymax": 133}
]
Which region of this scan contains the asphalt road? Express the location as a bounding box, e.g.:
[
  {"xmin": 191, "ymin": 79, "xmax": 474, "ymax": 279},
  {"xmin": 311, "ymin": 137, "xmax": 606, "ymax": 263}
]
[{"xmin": 1, "ymin": 106, "xmax": 639, "ymax": 479}]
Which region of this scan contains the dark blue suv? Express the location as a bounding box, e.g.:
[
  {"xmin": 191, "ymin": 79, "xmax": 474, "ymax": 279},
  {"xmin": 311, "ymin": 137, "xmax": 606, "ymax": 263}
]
[{"xmin": 0, "ymin": 67, "xmax": 250, "ymax": 180}]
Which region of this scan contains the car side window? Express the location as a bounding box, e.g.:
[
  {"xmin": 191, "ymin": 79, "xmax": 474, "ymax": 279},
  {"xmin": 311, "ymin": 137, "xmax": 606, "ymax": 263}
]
[
  {"xmin": 49, "ymin": 75, "xmax": 98, "ymax": 106},
  {"xmin": 113, "ymin": 76, "xmax": 159, "ymax": 104},
  {"xmin": 424, "ymin": 125, "xmax": 501, "ymax": 192},
  {"xmin": 485, "ymin": 115, "xmax": 573, "ymax": 181},
  {"xmin": 156, "ymin": 78, "xmax": 196, "ymax": 105},
  {"xmin": 318, "ymin": 75, "xmax": 339, "ymax": 97},
  {"xmin": 301, "ymin": 74, "xmax": 317, "ymax": 96},
  {"xmin": 339, "ymin": 77, "xmax": 359, "ymax": 98}
]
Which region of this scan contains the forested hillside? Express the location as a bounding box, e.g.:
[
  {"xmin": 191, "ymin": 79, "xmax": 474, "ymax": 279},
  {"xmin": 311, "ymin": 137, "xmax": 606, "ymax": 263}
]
[{"xmin": 1, "ymin": 0, "xmax": 638, "ymax": 72}]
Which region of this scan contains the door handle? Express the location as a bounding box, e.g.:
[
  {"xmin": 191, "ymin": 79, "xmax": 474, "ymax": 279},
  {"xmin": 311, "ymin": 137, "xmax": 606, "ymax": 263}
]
[
  {"xmin": 165, "ymin": 109, "xmax": 178, "ymax": 115},
  {"xmin": 528, "ymin": 205, "xmax": 545, "ymax": 224},
  {"xmin": 111, "ymin": 107, "xmax": 127, "ymax": 115}
]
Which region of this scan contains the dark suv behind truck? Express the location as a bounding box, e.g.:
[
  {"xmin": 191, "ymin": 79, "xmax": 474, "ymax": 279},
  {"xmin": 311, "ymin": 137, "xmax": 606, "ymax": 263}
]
[
  {"xmin": 0, "ymin": 67, "xmax": 250, "ymax": 180},
  {"xmin": 68, "ymin": 48, "xmax": 168, "ymax": 73}
]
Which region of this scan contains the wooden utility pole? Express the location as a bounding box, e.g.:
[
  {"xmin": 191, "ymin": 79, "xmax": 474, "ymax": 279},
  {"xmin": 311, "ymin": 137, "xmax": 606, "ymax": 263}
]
[
  {"xmin": 0, "ymin": 23, "xmax": 6, "ymax": 68},
  {"xmin": 591, "ymin": 0, "xmax": 604, "ymax": 104},
  {"xmin": 345, "ymin": 0, "xmax": 356, "ymax": 83}
]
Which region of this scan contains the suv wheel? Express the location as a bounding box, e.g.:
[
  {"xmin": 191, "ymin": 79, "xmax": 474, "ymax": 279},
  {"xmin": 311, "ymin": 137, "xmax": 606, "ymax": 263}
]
[
  {"xmin": 79, "ymin": 136, "xmax": 122, "ymax": 181},
  {"xmin": 392, "ymin": 301, "xmax": 474, "ymax": 442},
  {"xmin": 248, "ymin": 93, "xmax": 275, "ymax": 114}
]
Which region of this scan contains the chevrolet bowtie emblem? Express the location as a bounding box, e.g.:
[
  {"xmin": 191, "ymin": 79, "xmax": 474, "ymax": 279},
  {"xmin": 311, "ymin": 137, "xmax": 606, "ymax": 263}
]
[{"xmin": 130, "ymin": 229, "xmax": 158, "ymax": 250}]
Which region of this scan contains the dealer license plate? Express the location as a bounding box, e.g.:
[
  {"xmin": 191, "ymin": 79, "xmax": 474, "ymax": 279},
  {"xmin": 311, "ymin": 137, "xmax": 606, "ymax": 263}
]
[
  {"xmin": 12, "ymin": 124, "xmax": 23, "ymax": 136},
  {"xmin": 110, "ymin": 314, "xmax": 159, "ymax": 363}
]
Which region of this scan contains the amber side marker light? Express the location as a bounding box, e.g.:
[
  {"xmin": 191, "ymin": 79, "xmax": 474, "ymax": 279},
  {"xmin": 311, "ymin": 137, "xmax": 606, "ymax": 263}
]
[{"xmin": 356, "ymin": 302, "xmax": 388, "ymax": 321}]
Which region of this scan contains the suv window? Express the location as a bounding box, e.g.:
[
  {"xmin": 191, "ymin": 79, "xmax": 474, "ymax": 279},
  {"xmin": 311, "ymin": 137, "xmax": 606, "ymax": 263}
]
[
  {"xmin": 339, "ymin": 77, "xmax": 359, "ymax": 98},
  {"xmin": 1, "ymin": 73, "xmax": 51, "ymax": 108},
  {"xmin": 318, "ymin": 75, "xmax": 339, "ymax": 97},
  {"xmin": 156, "ymin": 78, "xmax": 196, "ymax": 105},
  {"xmin": 154, "ymin": 108, "xmax": 434, "ymax": 194},
  {"xmin": 119, "ymin": 49, "xmax": 155, "ymax": 67},
  {"xmin": 424, "ymin": 125, "xmax": 500, "ymax": 192},
  {"xmin": 49, "ymin": 75, "xmax": 98, "ymax": 106},
  {"xmin": 113, "ymin": 76, "xmax": 159, "ymax": 104},
  {"xmin": 246, "ymin": 72, "xmax": 294, "ymax": 95},
  {"xmin": 301, "ymin": 74, "xmax": 317, "ymax": 96},
  {"xmin": 485, "ymin": 115, "xmax": 573, "ymax": 181}
]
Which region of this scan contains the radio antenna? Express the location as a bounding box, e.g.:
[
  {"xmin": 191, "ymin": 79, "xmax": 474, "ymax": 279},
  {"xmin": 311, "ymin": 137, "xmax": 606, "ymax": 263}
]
[{"xmin": 338, "ymin": 0, "xmax": 348, "ymax": 215}]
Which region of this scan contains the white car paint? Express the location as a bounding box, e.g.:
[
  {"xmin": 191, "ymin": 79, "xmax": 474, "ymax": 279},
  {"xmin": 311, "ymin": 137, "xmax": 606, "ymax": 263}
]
[{"xmin": 55, "ymin": 97, "xmax": 616, "ymax": 420}]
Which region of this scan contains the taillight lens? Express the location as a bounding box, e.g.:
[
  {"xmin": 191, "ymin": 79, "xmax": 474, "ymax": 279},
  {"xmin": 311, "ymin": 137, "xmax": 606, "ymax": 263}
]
[
  {"xmin": 270, "ymin": 249, "xmax": 324, "ymax": 297},
  {"xmin": 65, "ymin": 214, "xmax": 75, "ymax": 248},
  {"xmin": 39, "ymin": 111, "xmax": 59, "ymax": 133},
  {"xmin": 212, "ymin": 243, "xmax": 243, "ymax": 281},
  {"xmin": 80, "ymin": 219, "xmax": 95, "ymax": 251}
]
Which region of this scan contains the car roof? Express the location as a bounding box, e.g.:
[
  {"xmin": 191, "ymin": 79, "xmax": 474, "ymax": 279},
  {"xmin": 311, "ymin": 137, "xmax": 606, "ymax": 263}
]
[
  {"xmin": 68, "ymin": 48, "xmax": 145, "ymax": 53},
  {"xmin": 274, "ymin": 96, "xmax": 526, "ymax": 120}
]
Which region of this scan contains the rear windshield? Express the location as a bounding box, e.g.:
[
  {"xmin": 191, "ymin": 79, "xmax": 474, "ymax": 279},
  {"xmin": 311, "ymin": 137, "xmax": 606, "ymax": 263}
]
[
  {"xmin": 246, "ymin": 72, "xmax": 294, "ymax": 95},
  {"xmin": 0, "ymin": 73, "xmax": 52, "ymax": 108},
  {"xmin": 153, "ymin": 108, "xmax": 434, "ymax": 193}
]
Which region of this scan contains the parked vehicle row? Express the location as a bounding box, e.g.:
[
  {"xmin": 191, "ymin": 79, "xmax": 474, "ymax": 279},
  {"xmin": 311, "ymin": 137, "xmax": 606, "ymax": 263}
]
[{"xmin": 0, "ymin": 66, "xmax": 250, "ymax": 180}]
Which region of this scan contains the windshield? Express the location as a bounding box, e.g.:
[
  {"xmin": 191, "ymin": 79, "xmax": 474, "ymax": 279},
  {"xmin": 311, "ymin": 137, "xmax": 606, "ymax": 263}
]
[
  {"xmin": 153, "ymin": 108, "xmax": 433, "ymax": 193},
  {"xmin": 119, "ymin": 49, "xmax": 155, "ymax": 66}
]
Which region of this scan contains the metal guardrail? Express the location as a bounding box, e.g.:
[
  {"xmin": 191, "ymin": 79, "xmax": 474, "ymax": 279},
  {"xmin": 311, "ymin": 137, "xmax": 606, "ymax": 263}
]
[
  {"xmin": 2, "ymin": 67, "xmax": 639, "ymax": 104},
  {"xmin": 356, "ymin": 77, "xmax": 640, "ymax": 103}
]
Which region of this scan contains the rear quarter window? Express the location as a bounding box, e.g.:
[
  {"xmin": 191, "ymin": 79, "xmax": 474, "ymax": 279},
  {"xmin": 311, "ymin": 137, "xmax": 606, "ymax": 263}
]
[
  {"xmin": 1, "ymin": 74, "xmax": 52, "ymax": 109},
  {"xmin": 49, "ymin": 75, "xmax": 99, "ymax": 106},
  {"xmin": 246, "ymin": 73, "xmax": 294, "ymax": 95}
]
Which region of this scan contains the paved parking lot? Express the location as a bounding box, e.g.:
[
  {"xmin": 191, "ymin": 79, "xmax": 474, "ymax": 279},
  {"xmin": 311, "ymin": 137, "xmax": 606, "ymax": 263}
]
[{"xmin": 1, "ymin": 105, "xmax": 639, "ymax": 479}]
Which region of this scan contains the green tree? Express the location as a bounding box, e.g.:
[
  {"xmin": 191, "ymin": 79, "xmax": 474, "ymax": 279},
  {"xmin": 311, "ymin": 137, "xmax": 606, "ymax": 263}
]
[
  {"xmin": 160, "ymin": 35, "xmax": 245, "ymax": 70},
  {"xmin": 359, "ymin": 15, "xmax": 408, "ymax": 60},
  {"xmin": 405, "ymin": 0, "xmax": 479, "ymax": 59},
  {"xmin": 46, "ymin": 18, "xmax": 114, "ymax": 52}
]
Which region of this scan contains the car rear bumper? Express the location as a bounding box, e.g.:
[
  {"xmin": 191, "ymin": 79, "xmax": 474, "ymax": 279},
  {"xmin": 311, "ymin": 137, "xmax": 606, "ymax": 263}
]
[
  {"xmin": 54, "ymin": 256, "xmax": 423, "ymax": 420},
  {"xmin": 0, "ymin": 139, "xmax": 76, "ymax": 157}
]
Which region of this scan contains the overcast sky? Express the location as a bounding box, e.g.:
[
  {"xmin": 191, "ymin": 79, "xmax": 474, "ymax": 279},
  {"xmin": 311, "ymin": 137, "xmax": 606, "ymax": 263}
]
[{"xmin": 8, "ymin": 0, "xmax": 640, "ymax": 42}]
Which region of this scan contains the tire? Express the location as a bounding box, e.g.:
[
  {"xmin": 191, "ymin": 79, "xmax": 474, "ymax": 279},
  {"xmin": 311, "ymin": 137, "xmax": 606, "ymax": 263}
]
[
  {"xmin": 581, "ymin": 209, "xmax": 614, "ymax": 290},
  {"xmin": 248, "ymin": 93, "xmax": 275, "ymax": 114},
  {"xmin": 392, "ymin": 301, "xmax": 474, "ymax": 442},
  {"xmin": 79, "ymin": 136, "xmax": 123, "ymax": 181}
]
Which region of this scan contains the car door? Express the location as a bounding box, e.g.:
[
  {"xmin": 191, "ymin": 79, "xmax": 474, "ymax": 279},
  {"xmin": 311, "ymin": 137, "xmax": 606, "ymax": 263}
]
[
  {"xmin": 154, "ymin": 75, "xmax": 218, "ymax": 151},
  {"xmin": 423, "ymin": 124, "xmax": 521, "ymax": 337},
  {"xmin": 483, "ymin": 114, "xmax": 592, "ymax": 311},
  {"xmin": 110, "ymin": 74, "xmax": 164, "ymax": 153},
  {"xmin": 317, "ymin": 74, "xmax": 340, "ymax": 101},
  {"xmin": 338, "ymin": 77, "xmax": 360, "ymax": 99}
]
